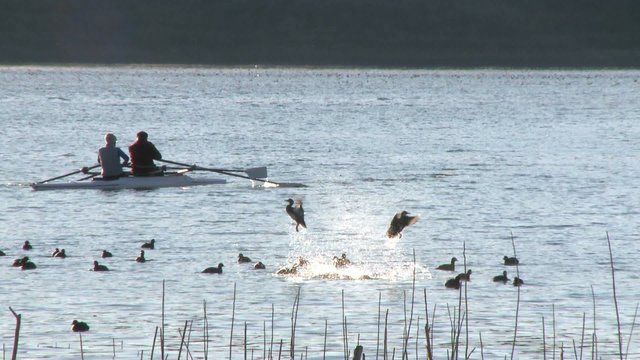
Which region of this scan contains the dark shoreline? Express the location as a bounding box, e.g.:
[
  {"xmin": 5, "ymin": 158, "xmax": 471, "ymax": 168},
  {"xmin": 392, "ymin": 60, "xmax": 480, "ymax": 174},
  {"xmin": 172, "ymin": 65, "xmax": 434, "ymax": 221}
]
[{"xmin": 2, "ymin": 0, "xmax": 639, "ymax": 68}]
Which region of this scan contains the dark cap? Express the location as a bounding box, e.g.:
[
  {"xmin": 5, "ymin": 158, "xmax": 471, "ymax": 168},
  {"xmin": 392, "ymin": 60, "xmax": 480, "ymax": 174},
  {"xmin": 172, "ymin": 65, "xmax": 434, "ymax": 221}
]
[{"xmin": 137, "ymin": 131, "xmax": 148, "ymax": 140}]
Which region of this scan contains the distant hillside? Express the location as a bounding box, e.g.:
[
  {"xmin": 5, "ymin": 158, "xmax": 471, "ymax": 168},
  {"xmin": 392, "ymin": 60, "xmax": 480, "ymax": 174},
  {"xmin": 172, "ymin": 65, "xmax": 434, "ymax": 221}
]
[{"xmin": 1, "ymin": 0, "xmax": 639, "ymax": 67}]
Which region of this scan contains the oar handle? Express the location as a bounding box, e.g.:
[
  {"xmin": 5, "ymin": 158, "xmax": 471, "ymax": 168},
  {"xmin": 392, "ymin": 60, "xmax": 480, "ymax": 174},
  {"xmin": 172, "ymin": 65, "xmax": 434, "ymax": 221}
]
[{"xmin": 36, "ymin": 164, "xmax": 101, "ymax": 184}]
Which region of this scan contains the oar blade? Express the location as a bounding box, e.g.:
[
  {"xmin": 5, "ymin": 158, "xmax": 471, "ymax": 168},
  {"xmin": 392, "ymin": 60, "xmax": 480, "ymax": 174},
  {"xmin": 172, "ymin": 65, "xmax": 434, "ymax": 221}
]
[{"xmin": 244, "ymin": 167, "xmax": 267, "ymax": 179}]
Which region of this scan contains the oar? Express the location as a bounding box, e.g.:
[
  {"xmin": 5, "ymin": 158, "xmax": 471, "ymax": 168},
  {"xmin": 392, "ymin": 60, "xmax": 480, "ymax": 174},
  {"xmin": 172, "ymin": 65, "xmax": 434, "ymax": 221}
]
[
  {"xmin": 157, "ymin": 159, "xmax": 280, "ymax": 186},
  {"xmin": 36, "ymin": 164, "xmax": 101, "ymax": 184}
]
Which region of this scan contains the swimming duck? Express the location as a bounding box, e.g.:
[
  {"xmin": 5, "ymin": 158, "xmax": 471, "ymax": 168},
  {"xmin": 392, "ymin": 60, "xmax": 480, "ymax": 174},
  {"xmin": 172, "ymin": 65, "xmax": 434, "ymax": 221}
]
[
  {"xmin": 22, "ymin": 241, "xmax": 33, "ymax": 250},
  {"xmin": 141, "ymin": 239, "xmax": 155, "ymax": 249},
  {"xmin": 71, "ymin": 320, "xmax": 90, "ymax": 332},
  {"xmin": 503, "ymin": 256, "xmax": 519, "ymax": 266},
  {"xmin": 54, "ymin": 249, "xmax": 67, "ymax": 258},
  {"xmin": 21, "ymin": 259, "xmax": 37, "ymax": 270},
  {"xmin": 0, "ymin": 250, "xmax": 5, "ymax": 256},
  {"xmin": 457, "ymin": 269, "xmax": 472, "ymax": 281},
  {"xmin": 238, "ymin": 253, "xmax": 252, "ymax": 263},
  {"xmin": 493, "ymin": 271, "xmax": 510, "ymax": 283},
  {"xmin": 101, "ymin": 250, "xmax": 113, "ymax": 258},
  {"xmin": 254, "ymin": 261, "xmax": 266, "ymax": 270},
  {"xmin": 93, "ymin": 261, "xmax": 109, "ymax": 271},
  {"xmin": 276, "ymin": 266, "xmax": 297, "ymax": 275},
  {"xmin": 436, "ymin": 257, "xmax": 458, "ymax": 271},
  {"xmin": 333, "ymin": 253, "xmax": 351, "ymax": 268},
  {"xmin": 136, "ymin": 250, "xmax": 146, "ymax": 263},
  {"xmin": 51, "ymin": 248, "xmax": 60, "ymax": 257},
  {"xmin": 513, "ymin": 277, "xmax": 524, "ymax": 287},
  {"xmin": 386, "ymin": 211, "xmax": 419, "ymax": 239},
  {"xmin": 202, "ymin": 263, "xmax": 224, "ymax": 274},
  {"xmin": 12, "ymin": 256, "xmax": 28, "ymax": 267},
  {"xmin": 445, "ymin": 274, "xmax": 463, "ymax": 289},
  {"xmin": 285, "ymin": 199, "xmax": 306, "ymax": 232}
]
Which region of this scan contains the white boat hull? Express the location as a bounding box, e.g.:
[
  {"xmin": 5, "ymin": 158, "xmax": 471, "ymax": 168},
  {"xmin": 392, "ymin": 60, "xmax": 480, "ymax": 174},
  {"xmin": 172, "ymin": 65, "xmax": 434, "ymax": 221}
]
[{"xmin": 31, "ymin": 174, "xmax": 227, "ymax": 191}]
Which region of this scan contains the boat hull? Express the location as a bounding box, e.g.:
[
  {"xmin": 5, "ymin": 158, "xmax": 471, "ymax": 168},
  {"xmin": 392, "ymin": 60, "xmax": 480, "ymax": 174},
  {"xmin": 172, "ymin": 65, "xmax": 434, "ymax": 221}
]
[{"xmin": 31, "ymin": 174, "xmax": 227, "ymax": 191}]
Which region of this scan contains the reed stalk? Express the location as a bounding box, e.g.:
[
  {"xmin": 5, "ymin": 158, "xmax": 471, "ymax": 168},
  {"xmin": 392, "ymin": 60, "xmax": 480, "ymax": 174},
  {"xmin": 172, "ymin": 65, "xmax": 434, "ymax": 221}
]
[
  {"xmin": 271, "ymin": 304, "xmax": 275, "ymax": 360},
  {"xmin": 230, "ymin": 282, "xmax": 237, "ymax": 360},
  {"xmin": 384, "ymin": 310, "xmax": 389, "ymax": 360},
  {"xmin": 177, "ymin": 320, "xmax": 188, "ymax": 360},
  {"xmin": 323, "ymin": 320, "xmax": 328, "ymax": 360},
  {"xmin": 204, "ymin": 301, "xmax": 209, "ymax": 360},
  {"xmin": 9, "ymin": 307, "xmax": 20, "ymax": 360},
  {"xmin": 606, "ymin": 232, "xmax": 624, "ymax": 360},
  {"xmin": 150, "ymin": 326, "xmax": 158, "ymax": 360},
  {"xmin": 423, "ymin": 289, "xmax": 432, "ymax": 360},
  {"xmin": 291, "ymin": 287, "xmax": 301, "ymax": 359},
  {"xmin": 79, "ymin": 332, "xmax": 84, "ymax": 360},
  {"xmin": 624, "ymin": 303, "xmax": 639, "ymax": 359},
  {"xmin": 553, "ymin": 304, "xmax": 557, "ymax": 360},
  {"xmin": 161, "ymin": 280, "xmax": 165, "ymax": 360},
  {"xmin": 479, "ymin": 332, "xmax": 484, "ymax": 360},
  {"xmin": 580, "ymin": 312, "xmax": 585, "ymax": 360},
  {"xmin": 377, "ymin": 292, "xmax": 382, "ymax": 360},
  {"xmin": 542, "ymin": 317, "xmax": 546, "ymax": 360},
  {"xmin": 510, "ymin": 233, "xmax": 520, "ymax": 360},
  {"xmin": 590, "ymin": 285, "xmax": 598, "ymax": 360}
]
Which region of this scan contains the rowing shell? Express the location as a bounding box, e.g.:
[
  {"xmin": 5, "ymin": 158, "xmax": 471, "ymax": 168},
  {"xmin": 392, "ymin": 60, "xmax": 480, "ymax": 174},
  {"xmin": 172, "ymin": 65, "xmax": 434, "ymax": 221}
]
[{"xmin": 31, "ymin": 173, "xmax": 226, "ymax": 191}]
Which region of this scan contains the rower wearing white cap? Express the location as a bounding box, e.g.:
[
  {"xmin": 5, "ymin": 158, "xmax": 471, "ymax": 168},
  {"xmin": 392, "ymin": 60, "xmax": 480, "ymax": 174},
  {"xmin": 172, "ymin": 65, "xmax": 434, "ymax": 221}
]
[{"xmin": 98, "ymin": 133, "xmax": 129, "ymax": 180}]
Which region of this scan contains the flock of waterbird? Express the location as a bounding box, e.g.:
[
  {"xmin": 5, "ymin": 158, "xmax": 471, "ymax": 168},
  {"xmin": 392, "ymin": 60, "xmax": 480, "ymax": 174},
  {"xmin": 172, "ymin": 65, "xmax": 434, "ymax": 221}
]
[{"xmin": 1, "ymin": 198, "xmax": 523, "ymax": 332}]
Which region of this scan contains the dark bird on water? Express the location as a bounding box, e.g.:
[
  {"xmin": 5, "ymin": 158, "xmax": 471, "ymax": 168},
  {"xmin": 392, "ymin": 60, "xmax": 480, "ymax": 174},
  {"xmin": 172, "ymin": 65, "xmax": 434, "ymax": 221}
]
[
  {"xmin": 101, "ymin": 250, "xmax": 113, "ymax": 258},
  {"xmin": 51, "ymin": 248, "xmax": 60, "ymax": 257},
  {"xmin": 254, "ymin": 261, "xmax": 266, "ymax": 270},
  {"xmin": 21, "ymin": 259, "xmax": 37, "ymax": 270},
  {"xmin": 285, "ymin": 199, "xmax": 306, "ymax": 232},
  {"xmin": 513, "ymin": 277, "xmax": 524, "ymax": 287},
  {"xmin": 238, "ymin": 253, "xmax": 252, "ymax": 263},
  {"xmin": 445, "ymin": 274, "xmax": 463, "ymax": 289},
  {"xmin": 436, "ymin": 257, "xmax": 458, "ymax": 271},
  {"xmin": 493, "ymin": 271, "xmax": 510, "ymax": 283},
  {"xmin": 71, "ymin": 320, "xmax": 90, "ymax": 332},
  {"xmin": 93, "ymin": 261, "xmax": 109, "ymax": 271},
  {"xmin": 458, "ymin": 269, "xmax": 472, "ymax": 281},
  {"xmin": 386, "ymin": 211, "xmax": 419, "ymax": 239},
  {"xmin": 136, "ymin": 250, "xmax": 146, "ymax": 263},
  {"xmin": 22, "ymin": 241, "xmax": 33, "ymax": 250},
  {"xmin": 54, "ymin": 249, "xmax": 67, "ymax": 258},
  {"xmin": 202, "ymin": 263, "xmax": 224, "ymax": 274},
  {"xmin": 504, "ymin": 256, "xmax": 519, "ymax": 266},
  {"xmin": 141, "ymin": 239, "xmax": 155, "ymax": 249},
  {"xmin": 0, "ymin": 250, "xmax": 5, "ymax": 256},
  {"xmin": 12, "ymin": 256, "xmax": 29, "ymax": 267}
]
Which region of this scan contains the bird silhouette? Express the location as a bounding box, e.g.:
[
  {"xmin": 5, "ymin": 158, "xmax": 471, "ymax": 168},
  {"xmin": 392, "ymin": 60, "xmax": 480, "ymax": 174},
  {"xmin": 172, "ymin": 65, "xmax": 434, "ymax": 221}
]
[
  {"xmin": 202, "ymin": 263, "xmax": 224, "ymax": 274},
  {"xmin": 436, "ymin": 257, "xmax": 458, "ymax": 271},
  {"xmin": 513, "ymin": 277, "xmax": 524, "ymax": 286},
  {"xmin": 71, "ymin": 320, "xmax": 90, "ymax": 332},
  {"xmin": 20, "ymin": 259, "xmax": 37, "ymax": 270},
  {"xmin": 22, "ymin": 241, "xmax": 33, "ymax": 250},
  {"xmin": 254, "ymin": 261, "xmax": 266, "ymax": 270},
  {"xmin": 93, "ymin": 261, "xmax": 109, "ymax": 271},
  {"xmin": 101, "ymin": 250, "xmax": 113, "ymax": 258},
  {"xmin": 445, "ymin": 274, "xmax": 463, "ymax": 289},
  {"xmin": 457, "ymin": 269, "xmax": 472, "ymax": 281},
  {"xmin": 238, "ymin": 253, "xmax": 252, "ymax": 263},
  {"xmin": 493, "ymin": 271, "xmax": 510, "ymax": 283},
  {"xmin": 141, "ymin": 239, "xmax": 155, "ymax": 249},
  {"xmin": 385, "ymin": 211, "xmax": 419, "ymax": 238},
  {"xmin": 285, "ymin": 199, "xmax": 306, "ymax": 232},
  {"xmin": 503, "ymin": 256, "xmax": 519, "ymax": 266},
  {"xmin": 136, "ymin": 250, "xmax": 146, "ymax": 263},
  {"xmin": 54, "ymin": 249, "xmax": 66, "ymax": 258}
]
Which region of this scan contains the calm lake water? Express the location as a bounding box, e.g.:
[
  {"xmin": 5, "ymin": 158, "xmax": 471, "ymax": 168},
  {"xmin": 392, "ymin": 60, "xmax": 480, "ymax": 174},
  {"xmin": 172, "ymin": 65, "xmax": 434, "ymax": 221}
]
[{"xmin": 1, "ymin": 66, "xmax": 639, "ymax": 359}]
